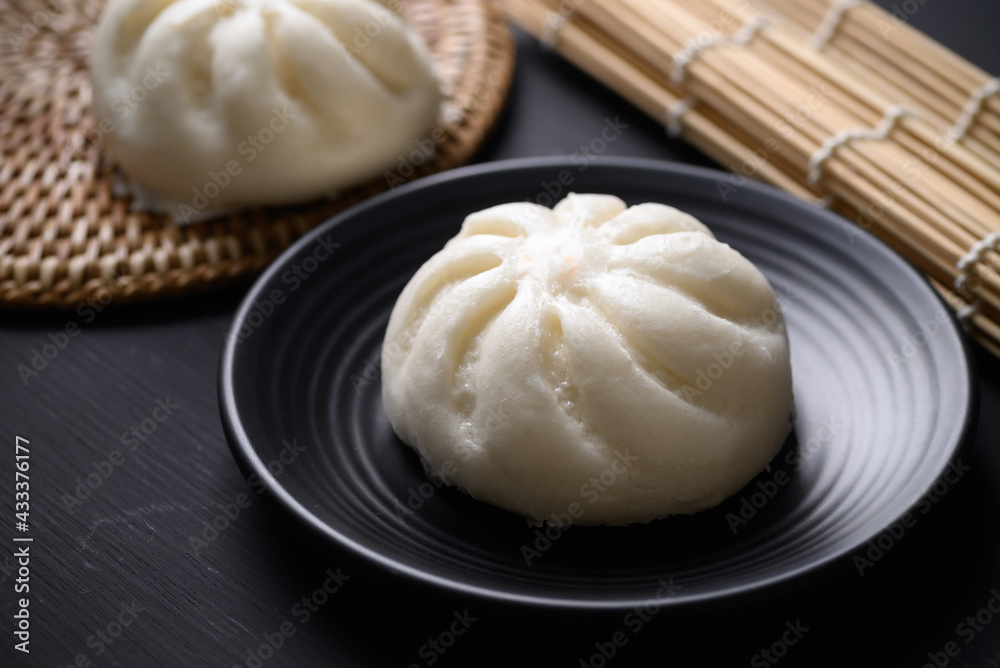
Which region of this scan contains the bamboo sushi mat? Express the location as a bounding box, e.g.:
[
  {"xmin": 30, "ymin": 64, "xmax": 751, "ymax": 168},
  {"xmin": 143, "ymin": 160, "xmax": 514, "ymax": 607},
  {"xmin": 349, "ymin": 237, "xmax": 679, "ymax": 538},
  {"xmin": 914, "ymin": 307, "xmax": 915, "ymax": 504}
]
[
  {"xmin": 0, "ymin": 0, "xmax": 514, "ymax": 307},
  {"xmin": 506, "ymin": 0, "xmax": 1000, "ymax": 356}
]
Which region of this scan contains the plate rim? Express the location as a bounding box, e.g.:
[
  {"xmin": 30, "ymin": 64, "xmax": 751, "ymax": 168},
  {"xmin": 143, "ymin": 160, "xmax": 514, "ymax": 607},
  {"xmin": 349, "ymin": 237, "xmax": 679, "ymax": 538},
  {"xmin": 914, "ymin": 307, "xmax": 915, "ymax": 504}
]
[{"xmin": 218, "ymin": 155, "xmax": 978, "ymax": 612}]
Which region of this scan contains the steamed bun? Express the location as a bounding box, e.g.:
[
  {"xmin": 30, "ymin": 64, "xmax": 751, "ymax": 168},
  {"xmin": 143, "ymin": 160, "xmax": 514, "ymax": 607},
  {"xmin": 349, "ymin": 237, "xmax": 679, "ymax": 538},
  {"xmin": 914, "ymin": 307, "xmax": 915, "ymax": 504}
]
[
  {"xmin": 89, "ymin": 0, "xmax": 441, "ymax": 221},
  {"xmin": 381, "ymin": 194, "xmax": 793, "ymax": 526}
]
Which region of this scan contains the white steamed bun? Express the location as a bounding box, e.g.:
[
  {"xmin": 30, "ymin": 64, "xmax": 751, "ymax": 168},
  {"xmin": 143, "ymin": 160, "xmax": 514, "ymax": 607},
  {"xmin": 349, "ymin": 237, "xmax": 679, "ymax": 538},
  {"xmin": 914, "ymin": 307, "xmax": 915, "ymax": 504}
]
[
  {"xmin": 89, "ymin": 0, "xmax": 441, "ymax": 221},
  {"xmin": 381, "ymin": 193, "xmax": 793, "ymax": 526}
]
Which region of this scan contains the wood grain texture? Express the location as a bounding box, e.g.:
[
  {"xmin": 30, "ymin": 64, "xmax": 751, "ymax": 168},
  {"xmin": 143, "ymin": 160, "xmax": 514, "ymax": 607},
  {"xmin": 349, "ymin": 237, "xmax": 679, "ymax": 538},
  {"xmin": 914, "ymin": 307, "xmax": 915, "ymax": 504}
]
[{"xmin": 1, "ymin": 1, "xmax": 1000, "ymax": 665}]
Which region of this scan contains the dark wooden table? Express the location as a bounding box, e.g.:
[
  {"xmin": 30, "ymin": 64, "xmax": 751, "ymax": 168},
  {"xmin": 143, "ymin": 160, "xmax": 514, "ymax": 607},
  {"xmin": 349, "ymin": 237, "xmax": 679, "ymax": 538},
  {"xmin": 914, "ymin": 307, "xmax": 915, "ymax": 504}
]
[{"xmin": 3, "ymin": 2, "xmax": 1000, "ymax": 666}]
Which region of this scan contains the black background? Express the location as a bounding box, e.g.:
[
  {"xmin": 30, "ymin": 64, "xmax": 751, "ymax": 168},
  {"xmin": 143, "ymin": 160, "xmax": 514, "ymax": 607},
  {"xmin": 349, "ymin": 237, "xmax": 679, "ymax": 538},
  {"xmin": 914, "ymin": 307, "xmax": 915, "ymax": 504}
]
[{"xmin": 3, "ymin": 1, "xmax": 1000, "ymax": 666}]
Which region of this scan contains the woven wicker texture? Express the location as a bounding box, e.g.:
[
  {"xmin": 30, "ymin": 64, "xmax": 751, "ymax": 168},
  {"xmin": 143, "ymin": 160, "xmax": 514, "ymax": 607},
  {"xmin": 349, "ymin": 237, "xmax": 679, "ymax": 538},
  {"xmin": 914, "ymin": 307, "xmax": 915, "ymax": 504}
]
[{"xmin": 0, "ymin": 0, "xmax": 514, "ymax": 307}]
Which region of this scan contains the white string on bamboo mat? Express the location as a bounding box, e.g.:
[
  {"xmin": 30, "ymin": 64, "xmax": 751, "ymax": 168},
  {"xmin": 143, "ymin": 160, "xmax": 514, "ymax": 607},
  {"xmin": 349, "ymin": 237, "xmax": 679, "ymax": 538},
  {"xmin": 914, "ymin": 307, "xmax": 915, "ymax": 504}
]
[
  {"xmin": 671, "ymin": 15, "xmax": 771, "ymax": 85},
  {"xmin": 947, "ymin": 78, "xmax": 1000, "ymax": 142},
  {"xmin": 808, "ymin": 0, "xmax": 861, "ymax": 50},
  {"xmin": 807, "ymin": 105, "xmax": 913, "ymax": 185},
  {"xmin": 665, "ymin": 98, "xmax": 695, "ymax": 138}
]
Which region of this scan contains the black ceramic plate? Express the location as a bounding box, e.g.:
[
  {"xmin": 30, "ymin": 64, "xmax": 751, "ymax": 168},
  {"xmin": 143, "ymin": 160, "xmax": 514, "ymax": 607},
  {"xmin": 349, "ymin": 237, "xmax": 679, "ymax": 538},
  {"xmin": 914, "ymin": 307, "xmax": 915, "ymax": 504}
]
[{"xmin": 219, "ymin": 157, "xmax": 975, "ymax": 613}]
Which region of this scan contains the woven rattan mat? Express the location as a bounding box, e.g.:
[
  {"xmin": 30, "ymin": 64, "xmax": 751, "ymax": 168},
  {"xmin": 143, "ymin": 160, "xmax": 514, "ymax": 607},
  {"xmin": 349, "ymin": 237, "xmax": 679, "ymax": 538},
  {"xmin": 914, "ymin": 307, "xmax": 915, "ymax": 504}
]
[{"xmin": 0, "ymin": 0, "xmax": 514, "ymax": 308}]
